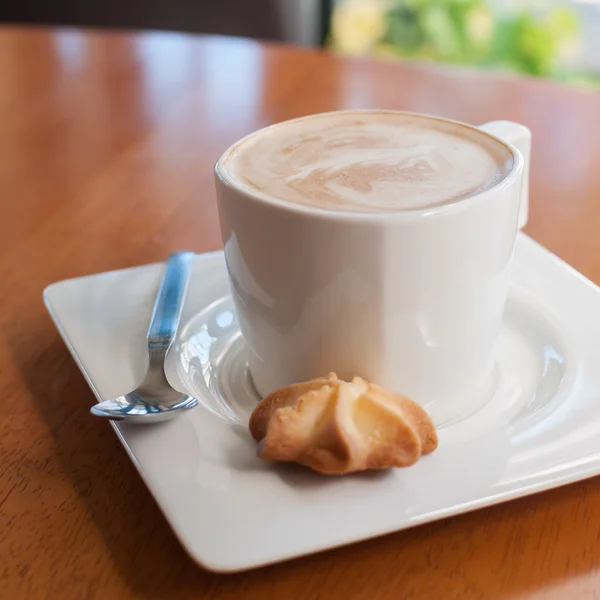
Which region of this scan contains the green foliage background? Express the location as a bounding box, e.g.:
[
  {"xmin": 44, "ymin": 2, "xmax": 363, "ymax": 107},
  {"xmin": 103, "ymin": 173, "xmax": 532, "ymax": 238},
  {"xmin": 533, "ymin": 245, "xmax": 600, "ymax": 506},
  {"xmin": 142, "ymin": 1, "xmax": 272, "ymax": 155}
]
[{"xmin": 375, "ymin": 0, "xmax": 595, "ymax": 83}]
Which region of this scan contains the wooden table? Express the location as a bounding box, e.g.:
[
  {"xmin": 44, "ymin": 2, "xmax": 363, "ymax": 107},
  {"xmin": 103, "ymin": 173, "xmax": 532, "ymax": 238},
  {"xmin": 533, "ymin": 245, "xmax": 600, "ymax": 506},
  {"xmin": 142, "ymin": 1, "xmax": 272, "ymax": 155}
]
[{"xmin": 3, "ymin": 26, "xmax": 600, "ymax": 600}]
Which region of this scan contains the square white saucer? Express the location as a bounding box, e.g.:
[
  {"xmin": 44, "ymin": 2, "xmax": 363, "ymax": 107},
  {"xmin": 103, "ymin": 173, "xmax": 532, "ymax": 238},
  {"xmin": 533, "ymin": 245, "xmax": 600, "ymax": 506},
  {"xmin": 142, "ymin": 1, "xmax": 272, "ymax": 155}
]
[{"xmin": 44, "ymin": 233, "xmax": 600, "ymax": 572}]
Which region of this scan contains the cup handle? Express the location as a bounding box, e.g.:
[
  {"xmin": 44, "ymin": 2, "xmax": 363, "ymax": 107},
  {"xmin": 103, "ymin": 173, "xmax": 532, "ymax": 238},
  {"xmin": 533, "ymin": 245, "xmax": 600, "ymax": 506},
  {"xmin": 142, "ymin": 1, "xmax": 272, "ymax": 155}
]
[{"xmin": 479, "ymin": 121, "xmax": 531, "ymax": 229}]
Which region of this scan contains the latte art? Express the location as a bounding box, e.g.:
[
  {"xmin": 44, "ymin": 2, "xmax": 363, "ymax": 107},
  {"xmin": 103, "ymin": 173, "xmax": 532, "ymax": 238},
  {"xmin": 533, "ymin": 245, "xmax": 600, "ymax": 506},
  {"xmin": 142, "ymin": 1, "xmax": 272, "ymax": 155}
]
[{"xmin": 224, "ymin": 112, "xmax": 513, "ymax": 213}]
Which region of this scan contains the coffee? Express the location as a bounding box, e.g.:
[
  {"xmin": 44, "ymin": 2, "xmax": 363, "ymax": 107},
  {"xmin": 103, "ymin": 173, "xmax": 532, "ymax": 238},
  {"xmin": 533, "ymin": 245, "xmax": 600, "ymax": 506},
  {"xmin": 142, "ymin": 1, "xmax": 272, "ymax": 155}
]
[{"xmin": 223, "ymin": 111, "xmax": 514, "ymax": 213}]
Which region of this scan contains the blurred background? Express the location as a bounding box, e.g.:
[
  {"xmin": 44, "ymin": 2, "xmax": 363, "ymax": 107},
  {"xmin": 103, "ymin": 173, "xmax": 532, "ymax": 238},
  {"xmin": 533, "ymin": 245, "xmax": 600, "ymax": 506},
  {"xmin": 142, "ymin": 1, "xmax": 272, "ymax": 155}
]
[{"xmin": 3, "ymin": 0, "xmax": 600, "ymax": 85}]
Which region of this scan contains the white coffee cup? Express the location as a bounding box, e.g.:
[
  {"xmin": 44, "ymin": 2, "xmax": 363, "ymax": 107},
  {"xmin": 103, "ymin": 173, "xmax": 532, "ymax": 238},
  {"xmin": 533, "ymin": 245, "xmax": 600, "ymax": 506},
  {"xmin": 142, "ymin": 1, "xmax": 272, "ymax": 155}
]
[{"xmin": 215, "ymin": 111, "xmax": 531, "ymax": 424}]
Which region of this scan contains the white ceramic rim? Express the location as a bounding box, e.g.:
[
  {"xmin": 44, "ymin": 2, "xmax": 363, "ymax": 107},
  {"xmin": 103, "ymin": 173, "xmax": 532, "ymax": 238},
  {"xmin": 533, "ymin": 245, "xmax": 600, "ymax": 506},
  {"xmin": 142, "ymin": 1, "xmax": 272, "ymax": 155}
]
[{"xmin": 214, "ymin": 109, "xmax": 524, "ymax": 223}]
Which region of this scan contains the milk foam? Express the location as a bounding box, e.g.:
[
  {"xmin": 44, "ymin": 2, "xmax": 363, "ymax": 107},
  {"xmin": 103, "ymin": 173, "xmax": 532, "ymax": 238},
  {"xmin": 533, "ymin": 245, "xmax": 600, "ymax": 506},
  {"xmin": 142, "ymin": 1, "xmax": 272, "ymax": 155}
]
[{"xmin": 223, "ymin": 111, "xmax": 514, "ymax": 213}]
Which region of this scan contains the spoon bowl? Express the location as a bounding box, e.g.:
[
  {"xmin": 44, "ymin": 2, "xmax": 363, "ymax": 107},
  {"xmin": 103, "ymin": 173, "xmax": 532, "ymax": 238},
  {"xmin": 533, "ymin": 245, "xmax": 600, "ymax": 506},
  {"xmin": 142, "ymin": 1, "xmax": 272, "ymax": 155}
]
[{"xmin": 90, "ymin": 394, "xmax": 198, "ymax": 423}]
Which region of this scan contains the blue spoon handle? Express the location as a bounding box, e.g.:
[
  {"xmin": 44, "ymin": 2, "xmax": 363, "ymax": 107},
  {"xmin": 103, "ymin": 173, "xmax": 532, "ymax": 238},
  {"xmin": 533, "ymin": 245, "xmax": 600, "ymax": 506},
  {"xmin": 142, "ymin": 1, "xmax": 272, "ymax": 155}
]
[{"xmin": 146, "ymin": 252, "xmax": 194, "ymax": 358}]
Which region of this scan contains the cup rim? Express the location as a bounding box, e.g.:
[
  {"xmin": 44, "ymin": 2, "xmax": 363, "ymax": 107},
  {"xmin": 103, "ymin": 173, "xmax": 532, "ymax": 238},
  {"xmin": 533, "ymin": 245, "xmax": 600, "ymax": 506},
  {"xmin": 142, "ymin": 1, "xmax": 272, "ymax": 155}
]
[{"xmin": 214, "ymin": 109, "xmax": 524, "ymax": 222}]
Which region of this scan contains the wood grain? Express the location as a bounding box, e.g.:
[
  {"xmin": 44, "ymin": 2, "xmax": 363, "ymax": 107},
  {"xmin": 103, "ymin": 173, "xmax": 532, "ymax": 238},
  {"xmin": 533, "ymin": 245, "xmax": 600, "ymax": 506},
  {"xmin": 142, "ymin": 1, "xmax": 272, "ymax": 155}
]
[{"xmin": 2, "ymin": 26, "xmax": 600, "ymax": 600}]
